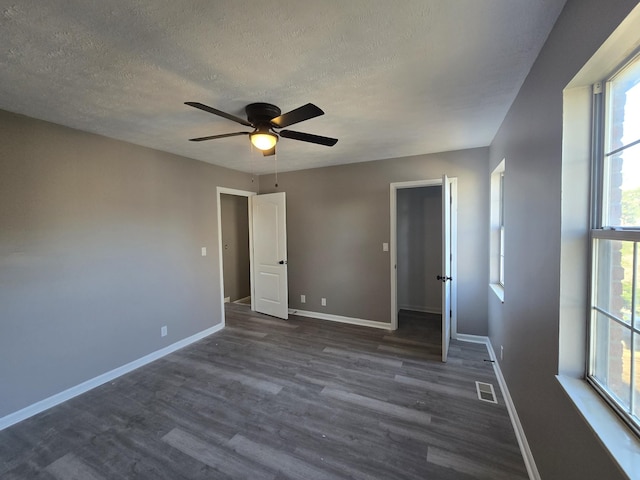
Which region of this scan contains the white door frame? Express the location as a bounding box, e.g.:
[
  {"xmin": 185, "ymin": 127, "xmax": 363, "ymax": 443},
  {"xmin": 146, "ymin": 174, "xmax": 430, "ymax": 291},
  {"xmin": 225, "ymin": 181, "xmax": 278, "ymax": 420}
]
[
  {"xmin": 389, "ymin": 178, "xmax": 458, "ymax": 334},
  {"xmin": 216, "ymin": 187, "xmax": 257, "ymax": 326}
]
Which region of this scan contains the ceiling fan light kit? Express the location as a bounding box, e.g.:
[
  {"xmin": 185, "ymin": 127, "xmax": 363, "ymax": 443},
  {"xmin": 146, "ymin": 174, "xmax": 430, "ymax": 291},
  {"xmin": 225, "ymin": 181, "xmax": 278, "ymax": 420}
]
[
  {"xmin": 250, "ymin": 127, "xmax": 278, "ymax": 151},
  {"xmin": 186, "ymin": 101, "xmax": 338, "ymax": 157}
]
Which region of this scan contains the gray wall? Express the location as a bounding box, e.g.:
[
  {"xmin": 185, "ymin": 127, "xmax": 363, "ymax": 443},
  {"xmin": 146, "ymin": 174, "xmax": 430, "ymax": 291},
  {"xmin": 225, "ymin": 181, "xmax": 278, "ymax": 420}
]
[
  {"xmin": 260, "ymin": 147, "xmax": 489, "ymax": 334},
  {"xmin": 0, "ymin": 109, "xmax": 254, "ymax": 418},
  {"xmin": 220, "ymin": 194, "xmax": 250, "ymax": 302},
  {"xmin": 487, "ymin": 0, "xmax": 637, "ymax": 478},
  {"xmin": 397, "ymin": 186, "xmax": 442, "ymax": 314}
]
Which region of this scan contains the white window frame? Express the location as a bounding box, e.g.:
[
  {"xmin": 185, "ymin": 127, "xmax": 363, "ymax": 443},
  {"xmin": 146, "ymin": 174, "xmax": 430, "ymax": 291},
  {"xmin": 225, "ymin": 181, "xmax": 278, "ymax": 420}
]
[
  {"xmin": 490, "ymin": 159, "xmax": 506, "ymax": 301},
  {"xmin": 587, "ymin": 52, "xmax": 640, "ymax": 437}
]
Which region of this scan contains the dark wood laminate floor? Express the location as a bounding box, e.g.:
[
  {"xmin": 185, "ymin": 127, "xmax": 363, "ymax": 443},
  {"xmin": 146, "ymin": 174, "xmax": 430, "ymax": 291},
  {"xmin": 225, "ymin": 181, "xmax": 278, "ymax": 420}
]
[{"xmin": 0, "ymin": 306, "xmax": 528, "ymax": 479}]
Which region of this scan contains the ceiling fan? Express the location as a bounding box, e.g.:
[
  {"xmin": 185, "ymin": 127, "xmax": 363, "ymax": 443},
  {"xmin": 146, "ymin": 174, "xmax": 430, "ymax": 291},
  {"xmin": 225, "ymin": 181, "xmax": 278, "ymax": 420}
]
[{"xmin": 185, "ymin": 101, "xmax": 338, "ymax": 156}]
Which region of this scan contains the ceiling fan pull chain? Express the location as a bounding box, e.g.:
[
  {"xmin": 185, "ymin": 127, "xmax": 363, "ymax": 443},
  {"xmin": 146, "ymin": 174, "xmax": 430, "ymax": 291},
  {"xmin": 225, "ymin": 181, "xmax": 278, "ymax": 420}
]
[{"xmin": 274, "ymin": 152, "xmax": 279, "ymax": 188}]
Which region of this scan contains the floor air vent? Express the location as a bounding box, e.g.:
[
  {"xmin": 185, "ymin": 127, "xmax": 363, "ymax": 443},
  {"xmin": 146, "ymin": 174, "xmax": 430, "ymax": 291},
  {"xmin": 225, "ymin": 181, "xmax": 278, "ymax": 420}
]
[{"xmin": 475, "ymin": 381, "xmax": 497, "ymax": 404}]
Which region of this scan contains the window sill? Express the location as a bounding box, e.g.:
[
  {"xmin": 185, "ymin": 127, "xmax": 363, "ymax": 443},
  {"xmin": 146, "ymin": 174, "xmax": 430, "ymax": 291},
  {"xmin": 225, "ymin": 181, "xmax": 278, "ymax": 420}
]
[
  {"xmin": 490, "ymin": 283, "xmax": 504, "ymax": 303},
  {"xmin": 556, "ymin": 375, "xmax": 640, "ymax": 479}
]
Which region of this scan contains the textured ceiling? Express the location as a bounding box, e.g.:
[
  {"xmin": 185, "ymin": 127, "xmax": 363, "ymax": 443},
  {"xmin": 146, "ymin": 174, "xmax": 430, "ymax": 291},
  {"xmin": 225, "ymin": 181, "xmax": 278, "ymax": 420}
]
[{"xmin": 0, "ymin": 0, "xmax": 566, "ymax": 174}]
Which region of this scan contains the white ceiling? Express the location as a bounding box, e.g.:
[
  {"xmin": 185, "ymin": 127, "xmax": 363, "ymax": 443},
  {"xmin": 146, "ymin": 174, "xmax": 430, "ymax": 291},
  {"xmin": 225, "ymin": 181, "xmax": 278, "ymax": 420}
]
[{"xmin": 0, "ymin": 0, "xmax": 566, "ymax": 174}]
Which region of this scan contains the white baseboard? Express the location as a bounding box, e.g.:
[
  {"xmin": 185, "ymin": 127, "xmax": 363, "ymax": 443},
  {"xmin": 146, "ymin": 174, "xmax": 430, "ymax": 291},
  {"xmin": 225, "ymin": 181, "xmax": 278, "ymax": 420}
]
[
  {"xmin": 398, "ymin": 304, "xmax": 441, "ymax": 315},
  {"xmin": 456, "ymin": 334, "xmax": 540, "ymax": 480},
  {"xmin": 224, "ymin": 296, "xmax": 231, "ymax": 303},
  {"xmin": 233, "ymin": 296, "xmax": 251, "ymax": 304},
  {"xmin": 455, "ymin": 333, "xmax": 489, "ymax": 343},
  {"xmin": 289, "ymin": 308, "xmax": 392, "ymax": 330},
  {"xmin": 0, "ymin": 323, "xmax": 225, "ymax": 432}
]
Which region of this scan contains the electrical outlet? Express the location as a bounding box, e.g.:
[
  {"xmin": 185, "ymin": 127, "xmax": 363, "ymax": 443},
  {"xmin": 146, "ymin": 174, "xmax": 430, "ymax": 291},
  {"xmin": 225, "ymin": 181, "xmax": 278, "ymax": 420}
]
[
  {"xmin": 161, "ymin": 326, "xmax": 168, "ymax": 337},
  {"xmin": 321, "ymin": 298, "xmax": 327, "ymax": 306},
  {"xmin": 500, "ymin": 345, "xmax": 504, "ymax": 361},
  {"xmin": 300, "ymin": 294, "xmax": 306, "ymax": 303}
]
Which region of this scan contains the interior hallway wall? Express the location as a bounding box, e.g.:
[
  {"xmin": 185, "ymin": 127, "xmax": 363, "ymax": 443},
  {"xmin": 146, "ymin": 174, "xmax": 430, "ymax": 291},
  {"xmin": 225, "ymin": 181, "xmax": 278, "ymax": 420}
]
[
  {"xmin": 397, "ymin": 186, "xmax": 442, "ymax": 314},
  {"xmin": 0, "ymin": 109, "xmax": 254, "ymax": 419}
]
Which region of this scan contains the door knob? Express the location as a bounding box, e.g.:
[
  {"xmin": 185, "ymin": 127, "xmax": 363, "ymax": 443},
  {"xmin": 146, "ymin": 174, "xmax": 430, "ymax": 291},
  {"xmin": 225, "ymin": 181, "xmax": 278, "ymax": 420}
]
[
  {"xmin": 437, "ymin": 275, "xmax": 452, "ymax": 282},
  {"xmin": 279, "ymin": 260, "xmax": 288, "ymax": 265}
]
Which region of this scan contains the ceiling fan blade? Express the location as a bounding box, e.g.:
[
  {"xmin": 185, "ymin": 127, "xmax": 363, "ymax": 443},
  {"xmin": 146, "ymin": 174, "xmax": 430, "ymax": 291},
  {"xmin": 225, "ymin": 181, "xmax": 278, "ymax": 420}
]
[
  {"xmin": 262, "ymin": 146, "xmax": 276, "ymax": 157},
  {"xmin": 185, "ymin": 102, "xmax": 252, "ymax": 127},
  {"xmin": 188, "ymin": 132, "xmax": 249, "ymax": 142},
  {"xmin": 270, "ymin": 103, "xmax": 324, "ymax": 128},
  {"xmin": 280, "ymin": 130, "xmax": 338, "ymax": 146}
]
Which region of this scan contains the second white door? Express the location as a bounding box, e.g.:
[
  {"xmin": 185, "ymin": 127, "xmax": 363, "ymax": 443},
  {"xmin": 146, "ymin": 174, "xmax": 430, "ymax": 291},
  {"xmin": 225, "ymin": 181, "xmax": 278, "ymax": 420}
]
[{"xmin": 252, "ymin": 192, "xmax": 288, "ymax": 319}]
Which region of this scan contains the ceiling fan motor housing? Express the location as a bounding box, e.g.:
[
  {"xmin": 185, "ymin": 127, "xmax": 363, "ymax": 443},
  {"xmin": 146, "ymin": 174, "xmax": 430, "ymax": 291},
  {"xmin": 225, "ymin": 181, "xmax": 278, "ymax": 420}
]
[{"xmin": 246, "ymin": 103, "xmax": 281, "ymax": 128}]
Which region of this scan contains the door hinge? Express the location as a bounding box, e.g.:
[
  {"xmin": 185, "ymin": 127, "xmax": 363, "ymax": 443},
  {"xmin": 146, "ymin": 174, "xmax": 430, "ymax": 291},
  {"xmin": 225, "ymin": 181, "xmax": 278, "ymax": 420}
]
[{"xmin": 450, "ymin": 309, "xmax": 452, "ymax": 318}]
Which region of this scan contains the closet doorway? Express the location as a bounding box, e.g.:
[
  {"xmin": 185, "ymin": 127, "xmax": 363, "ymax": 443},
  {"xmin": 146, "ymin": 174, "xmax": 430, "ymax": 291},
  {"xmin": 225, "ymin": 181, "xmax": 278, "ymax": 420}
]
[{"xmin": 390, "ymin": 177, "xmax": 458, "ymax": 361}]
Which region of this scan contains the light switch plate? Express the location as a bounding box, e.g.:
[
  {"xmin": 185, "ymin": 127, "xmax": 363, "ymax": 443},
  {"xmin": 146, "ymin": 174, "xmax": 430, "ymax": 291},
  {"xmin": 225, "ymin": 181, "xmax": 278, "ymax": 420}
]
[
  {"xmin": 383, "ymin": 243, "xmax": 389, "ymax": 252},
  {"xmin": 201, "ymin": 247, "xmax": 207, "ymax": 256}
]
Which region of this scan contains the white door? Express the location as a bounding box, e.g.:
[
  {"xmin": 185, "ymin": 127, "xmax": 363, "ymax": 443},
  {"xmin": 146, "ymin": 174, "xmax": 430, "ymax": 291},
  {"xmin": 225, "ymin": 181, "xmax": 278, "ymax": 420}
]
[
  {"xmin": 252, "ymin": 192, "xmax": 288, "ymax": 319},
  {"xmin": 441, "ymin": 175, "xmax": 452, "ymax": 362}
]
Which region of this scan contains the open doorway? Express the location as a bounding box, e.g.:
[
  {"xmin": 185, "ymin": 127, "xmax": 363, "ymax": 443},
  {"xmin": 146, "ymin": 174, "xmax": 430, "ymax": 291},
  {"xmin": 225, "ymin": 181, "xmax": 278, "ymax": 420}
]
[
  {"xmin": 220, "ymin": 193, "xmax": 251, "ymax": 305},
  {"xmin": 216, "ymin": 187, "xmax": 256, "ymax": 325},
  {"xmin": 216, "ymin": 187, "xmax": 290, "ymax": 324},
  {"xmin": 396, "ymin": 185, "xmax": 442, "ymax": 315},
  {"xmin": 390, "ymin": 177, "xmax": 458, "ymax": 361}
]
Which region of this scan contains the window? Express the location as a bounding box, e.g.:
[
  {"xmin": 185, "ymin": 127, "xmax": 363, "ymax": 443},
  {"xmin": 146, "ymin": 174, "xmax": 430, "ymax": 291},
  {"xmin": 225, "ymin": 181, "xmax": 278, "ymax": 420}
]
[
  {"xmin": 490, "ymin": 159, "xmax": 505, "ymax": 299},
  {"xmin": 588, "ymin": 52, "xmax": 640, "ymax": 436},
  {"xmin": 499, "ymin": 171, "xmax": 505, "ymax": 286}
]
